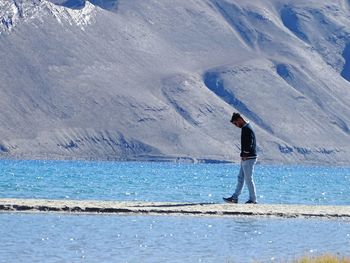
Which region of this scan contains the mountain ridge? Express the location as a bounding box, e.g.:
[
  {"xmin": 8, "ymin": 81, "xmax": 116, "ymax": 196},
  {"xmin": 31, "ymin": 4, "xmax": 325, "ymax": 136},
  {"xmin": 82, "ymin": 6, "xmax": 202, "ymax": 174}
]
[{"xmin": 0, "ymin": 0, "xmax": 349, "ymax": 165}]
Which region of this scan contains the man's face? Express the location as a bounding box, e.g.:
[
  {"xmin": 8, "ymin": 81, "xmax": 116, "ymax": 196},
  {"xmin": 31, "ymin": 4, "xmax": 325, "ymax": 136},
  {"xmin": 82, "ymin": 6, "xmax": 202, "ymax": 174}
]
[{"xmin": 231, "ymin": 119, "xmax": 244, "ymax": 128}]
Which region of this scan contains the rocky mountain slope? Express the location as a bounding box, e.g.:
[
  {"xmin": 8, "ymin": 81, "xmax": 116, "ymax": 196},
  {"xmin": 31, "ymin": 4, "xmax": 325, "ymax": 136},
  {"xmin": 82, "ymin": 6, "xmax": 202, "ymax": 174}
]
[{"xmin": 0, "ymin": 0, "xmax": 349, "ymax": 164}]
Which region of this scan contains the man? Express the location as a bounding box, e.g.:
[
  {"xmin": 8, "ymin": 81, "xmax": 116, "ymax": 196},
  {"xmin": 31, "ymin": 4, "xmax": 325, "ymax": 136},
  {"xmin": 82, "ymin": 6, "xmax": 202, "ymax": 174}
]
[{"xmin": 223, "ymin": 112, "xmax": 258, "ymax": 204}]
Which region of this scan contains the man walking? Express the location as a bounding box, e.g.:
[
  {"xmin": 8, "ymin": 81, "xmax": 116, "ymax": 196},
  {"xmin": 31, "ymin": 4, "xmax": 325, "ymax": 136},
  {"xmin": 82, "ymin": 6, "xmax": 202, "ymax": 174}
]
[{"xmin": 223, "ymin": 112, "xmax": 258, "ymax": 204}]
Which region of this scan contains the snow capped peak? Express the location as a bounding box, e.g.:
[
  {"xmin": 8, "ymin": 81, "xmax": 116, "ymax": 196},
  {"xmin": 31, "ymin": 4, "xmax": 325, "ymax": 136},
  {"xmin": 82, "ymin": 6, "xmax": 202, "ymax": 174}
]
[
  {"xmin": 0, "ymin": 0, "xmax": 97, "ymax": 33},
  {"xmin": 47, "ymin": 1, "xmax": 96, "ymax": 30}
]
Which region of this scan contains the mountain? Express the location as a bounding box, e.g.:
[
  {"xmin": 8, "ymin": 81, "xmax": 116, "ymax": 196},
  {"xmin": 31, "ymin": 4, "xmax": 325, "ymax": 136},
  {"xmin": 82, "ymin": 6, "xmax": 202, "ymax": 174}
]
[{"xmin": 0, "ymin": 0, "xmax": 349, "ymax": 165}]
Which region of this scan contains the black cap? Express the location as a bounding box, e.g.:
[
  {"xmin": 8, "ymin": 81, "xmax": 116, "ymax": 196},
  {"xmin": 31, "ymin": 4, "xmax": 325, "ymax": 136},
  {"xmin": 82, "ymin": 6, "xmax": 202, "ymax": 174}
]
[{"xmin": 230, "ymin": 112, "xmax": 241, "ymax": 122}]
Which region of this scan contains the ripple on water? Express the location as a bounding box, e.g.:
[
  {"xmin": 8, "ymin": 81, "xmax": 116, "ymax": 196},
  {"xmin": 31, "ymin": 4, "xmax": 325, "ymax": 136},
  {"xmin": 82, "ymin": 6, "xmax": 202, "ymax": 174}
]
[
  {"xmin": 0, "ymin": 160, "xmax": 349, "ymax": 206},
  {"xmin": 0, "ymin": 213, "xmax": 350, "ymax": 262}
]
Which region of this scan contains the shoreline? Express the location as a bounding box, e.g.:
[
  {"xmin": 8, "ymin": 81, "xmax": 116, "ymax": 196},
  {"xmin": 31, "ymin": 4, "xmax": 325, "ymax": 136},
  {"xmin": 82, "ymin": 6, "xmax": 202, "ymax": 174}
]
[
  {"xmin": 0, "ymin": 150, "xmax": 350, "ymax": 167},
  {"xmin": 1, "ymin": 198, "xmax": 350, "ymax": 219},
  {"xmin": 0, "ymin": 157, "xmax": 349, "ymax": 168}
]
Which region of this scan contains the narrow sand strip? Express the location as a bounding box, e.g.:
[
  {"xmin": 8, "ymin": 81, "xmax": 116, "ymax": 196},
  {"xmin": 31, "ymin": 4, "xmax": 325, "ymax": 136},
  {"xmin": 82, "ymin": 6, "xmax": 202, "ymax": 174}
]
[{"xmin": 0, "ymin": 198, "xmax": 349, "ymax": 218}]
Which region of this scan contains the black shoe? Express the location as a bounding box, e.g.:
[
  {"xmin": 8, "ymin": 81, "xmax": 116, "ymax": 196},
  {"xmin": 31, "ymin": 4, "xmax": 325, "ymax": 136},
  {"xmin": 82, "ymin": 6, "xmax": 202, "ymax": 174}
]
[
  {"xmin": 223, "ymin": 197, "xmax": 238, "ymax": 204},
  {"xmin": 245, "ymin": 200, "xmax": 257, "ymax": 204}
]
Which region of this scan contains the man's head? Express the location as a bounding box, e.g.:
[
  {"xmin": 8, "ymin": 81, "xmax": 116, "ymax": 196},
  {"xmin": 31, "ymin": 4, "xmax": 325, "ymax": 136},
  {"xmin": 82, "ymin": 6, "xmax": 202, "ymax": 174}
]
[{"xmin": 230, "ymin": 112, "xmax": 246, "ymax": 128}]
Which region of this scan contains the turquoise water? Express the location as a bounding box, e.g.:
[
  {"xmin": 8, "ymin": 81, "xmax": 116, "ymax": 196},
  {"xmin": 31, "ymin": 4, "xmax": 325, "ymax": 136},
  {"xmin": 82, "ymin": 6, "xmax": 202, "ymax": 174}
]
[
  {"xmin": 0, "ymin": 160, "xmax": 349, "ymax": 205},
  {"xmin": 1, "ymin": 213, "xmax": 350, "ymax": 263},
  {"xmin": 1, "ymin": 160, "xmax": 350, "ymax": 262}
]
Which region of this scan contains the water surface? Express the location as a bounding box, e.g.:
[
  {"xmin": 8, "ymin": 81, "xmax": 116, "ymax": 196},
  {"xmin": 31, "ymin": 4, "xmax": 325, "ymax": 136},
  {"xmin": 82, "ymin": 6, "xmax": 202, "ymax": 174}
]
[
  {"xmin": 0, "ymin": 160, "xmax": 349, "ymax": 205},
  {"xmin": 1, "ymin": 160, "xmax": 350, "ymax": 262},
  {"xmin": 1, "ymin": 212, "xmax": 350, "ymax": 263}
]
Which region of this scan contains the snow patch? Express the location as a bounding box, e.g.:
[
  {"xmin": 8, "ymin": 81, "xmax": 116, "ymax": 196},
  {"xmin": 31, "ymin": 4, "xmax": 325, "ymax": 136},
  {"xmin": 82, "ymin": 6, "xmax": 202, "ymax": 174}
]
[
  {"xmin": 0, "ymin": 0, "xmax": 96, "ymax": 33},
  {"xmin": 48, "ymin": 0, "xmax": 96, "ymax": 30}
]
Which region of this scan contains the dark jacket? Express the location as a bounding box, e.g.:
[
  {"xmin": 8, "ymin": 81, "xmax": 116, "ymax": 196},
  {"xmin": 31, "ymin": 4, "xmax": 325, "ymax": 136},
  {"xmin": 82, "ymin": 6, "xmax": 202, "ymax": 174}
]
[{"xmin": 241, "ymin": 123, "xmax": 257, "ymax": 158}]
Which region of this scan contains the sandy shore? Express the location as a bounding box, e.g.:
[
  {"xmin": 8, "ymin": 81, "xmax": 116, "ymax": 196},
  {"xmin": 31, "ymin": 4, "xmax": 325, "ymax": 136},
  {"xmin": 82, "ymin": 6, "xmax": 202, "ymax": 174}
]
[{"xmin": 0, "ymin": 198, "xmax": 349, "ymax": 219}]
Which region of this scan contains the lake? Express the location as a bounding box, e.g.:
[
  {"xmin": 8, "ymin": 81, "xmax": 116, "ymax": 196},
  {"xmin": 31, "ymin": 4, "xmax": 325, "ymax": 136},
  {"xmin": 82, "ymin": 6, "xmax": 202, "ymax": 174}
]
[{"xmin": 0, "ymin": 160, "xmax": 349, "ymax": 262}]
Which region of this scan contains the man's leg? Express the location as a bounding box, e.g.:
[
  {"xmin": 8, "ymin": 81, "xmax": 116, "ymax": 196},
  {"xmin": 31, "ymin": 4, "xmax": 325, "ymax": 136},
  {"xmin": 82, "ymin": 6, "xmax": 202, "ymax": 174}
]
[
  {"xmin": 242, "ymin": 159, "xmax": 257, "ymax": 202},
  {"xmin": 232, "ymin": 164, "xmax": 245, "ymax": 199}
]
